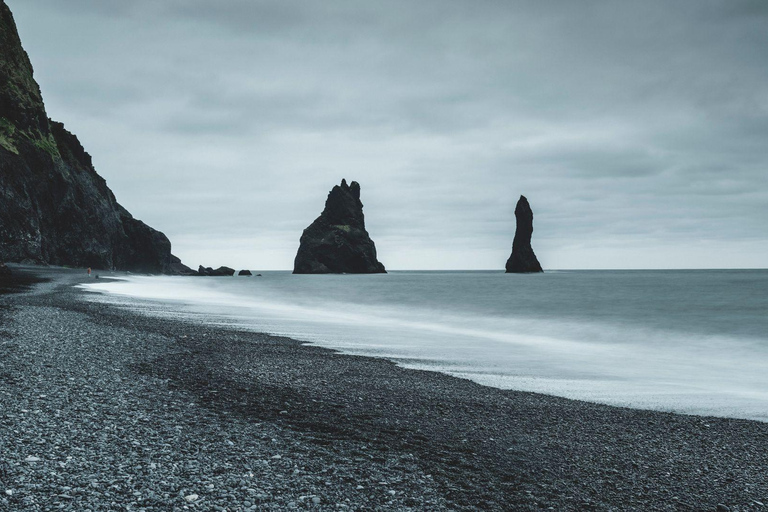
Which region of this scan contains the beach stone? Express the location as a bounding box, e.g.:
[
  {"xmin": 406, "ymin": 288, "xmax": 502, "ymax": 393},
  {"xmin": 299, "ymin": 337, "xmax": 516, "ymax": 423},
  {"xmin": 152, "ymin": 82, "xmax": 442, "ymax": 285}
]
[
  {"xmin": 717, "ymin": 505, "xmax": 730, "ymax": 512},
  {"xmin": 4, "ymin": 268, "xmax": 768, "ymax": 512}
]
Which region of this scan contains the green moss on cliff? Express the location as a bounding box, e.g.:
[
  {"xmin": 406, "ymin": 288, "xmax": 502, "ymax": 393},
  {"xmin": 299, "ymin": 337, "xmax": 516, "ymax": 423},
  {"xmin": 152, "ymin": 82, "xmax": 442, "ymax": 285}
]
[
  {"xmin": 31, "ymin": 131, "xmax": 59, "ymax": 158},
  {"xmin": 1, "ymin": 2, "xmax": 47, "ymax": 133},
  {"xmin": 0, "ymin": 115, "xmax": 17, "ymax": 153},
  {"xmin": 0, "ymin": 116, "xmax": 59, "ymax": 158}
]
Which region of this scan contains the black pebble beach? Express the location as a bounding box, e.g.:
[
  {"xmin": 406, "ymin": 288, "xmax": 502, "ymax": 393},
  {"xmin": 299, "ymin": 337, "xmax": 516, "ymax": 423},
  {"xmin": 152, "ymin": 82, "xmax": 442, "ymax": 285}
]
[{"xmin": 1, "ymin": 267, "xmax": 767, "ymax": 511}]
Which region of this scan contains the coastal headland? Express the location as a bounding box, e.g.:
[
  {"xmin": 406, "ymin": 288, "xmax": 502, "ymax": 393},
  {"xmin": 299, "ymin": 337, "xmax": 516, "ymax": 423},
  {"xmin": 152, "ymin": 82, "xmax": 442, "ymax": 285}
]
[{"xmin": 1, "ymin": 267, "xmax": 767, "ymax": 511}]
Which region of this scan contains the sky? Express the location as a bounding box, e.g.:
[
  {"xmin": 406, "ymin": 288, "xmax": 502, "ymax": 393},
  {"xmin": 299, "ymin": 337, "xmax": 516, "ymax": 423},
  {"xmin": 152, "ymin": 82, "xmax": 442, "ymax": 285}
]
[{"xmin": 8, "ymin": 0, "xmax": 768, "ymax": 270}]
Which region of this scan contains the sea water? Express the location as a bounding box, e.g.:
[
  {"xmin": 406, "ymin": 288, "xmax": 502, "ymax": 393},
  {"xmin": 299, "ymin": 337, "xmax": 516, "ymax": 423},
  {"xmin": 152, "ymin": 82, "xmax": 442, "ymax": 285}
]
[{"xmin": 80, "ymin": 269, "xmax": 768, "ymax": 421}]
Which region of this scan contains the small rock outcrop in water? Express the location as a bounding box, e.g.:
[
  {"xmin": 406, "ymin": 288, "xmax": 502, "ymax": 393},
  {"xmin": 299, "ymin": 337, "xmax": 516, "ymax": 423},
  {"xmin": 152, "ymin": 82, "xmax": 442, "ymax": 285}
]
[
  {"xmin": 0, "ymin": 2, "xmax": 186, "ymax": 273},
  {"xmin": 293, "ymin": 179, "xmax": 386, "ymax": 274},
  {"xmin": 505, "ymin": 195, "xmax": 543, "ymax": 273},
  {"xmin": 168, "ymin": 255, "xmax": 196, "ymax": 275},
  {"xmin": 238, "ymin": 269, "xmax": 252, "ymax": 276},
  {"xmin": 197, "ymin": 265, "xmax": 235, "ymax": 277}
]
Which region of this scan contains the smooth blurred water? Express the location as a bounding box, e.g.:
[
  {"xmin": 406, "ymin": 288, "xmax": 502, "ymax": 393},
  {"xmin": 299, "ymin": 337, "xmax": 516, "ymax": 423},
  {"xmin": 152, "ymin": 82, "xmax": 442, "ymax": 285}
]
[{"xmin": 80, "ymin": 269, "xmax": 768, "ymax": 421}]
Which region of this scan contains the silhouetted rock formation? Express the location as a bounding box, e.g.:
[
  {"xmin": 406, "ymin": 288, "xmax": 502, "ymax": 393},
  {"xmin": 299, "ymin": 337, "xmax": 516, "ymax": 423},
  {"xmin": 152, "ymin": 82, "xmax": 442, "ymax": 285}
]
[
  {"xmin": 168, "ymin": 255, "xmax": 195, "ymax": 275},
  {"xmin": 0, "ymin": 1, "xmax": 184, "ymax": 273},
  {"xmin": 197, "ymin": 265, "xmax": 235, "ymax": 277},
  {"xmin": 238, "ymin": 269, "xmax": 252, "ymax": 276},
  {"xmin": 294, "ymin": 179, "xmax": 386, "ymax": 274},
  {"xmin": 505, "ymin": 195, "xmax": 543, "ymax": 273}
]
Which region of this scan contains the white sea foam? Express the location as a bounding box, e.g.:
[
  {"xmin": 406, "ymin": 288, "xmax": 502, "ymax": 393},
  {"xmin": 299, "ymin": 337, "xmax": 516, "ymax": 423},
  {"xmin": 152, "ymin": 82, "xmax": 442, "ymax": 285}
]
[{"xmin": 79, "ymin": 270, "xmax": 768, "ymax": 421}]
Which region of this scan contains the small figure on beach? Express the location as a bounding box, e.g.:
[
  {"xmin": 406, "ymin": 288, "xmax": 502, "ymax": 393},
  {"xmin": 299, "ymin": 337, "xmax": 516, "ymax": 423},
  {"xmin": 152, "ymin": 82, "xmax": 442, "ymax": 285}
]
[{"xmin": 87, "ymin": 267, "xmax": 92, "ymax": 277}]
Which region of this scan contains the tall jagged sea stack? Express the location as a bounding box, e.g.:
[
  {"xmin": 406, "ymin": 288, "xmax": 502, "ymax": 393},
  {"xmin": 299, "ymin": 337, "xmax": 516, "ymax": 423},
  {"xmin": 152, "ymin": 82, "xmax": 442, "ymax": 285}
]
[
  {"xmin": 505, "ymin": 195, "xmax": 543, "ymax": 273},
  {"xmin": 0, "ymin": 1, "xmax": 185, "ymax": 273},
  {"xmin": 294, "ymin": 179, "xmax": 386, "ymax": 274}
]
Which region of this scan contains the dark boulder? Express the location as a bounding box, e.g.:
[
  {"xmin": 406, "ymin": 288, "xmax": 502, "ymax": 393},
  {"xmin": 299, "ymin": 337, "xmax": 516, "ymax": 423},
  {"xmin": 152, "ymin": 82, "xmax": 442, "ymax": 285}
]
[
  {"xmin": 0, "ymin": 2, "xmax": 186, "ymax": 274},
  {"xmin": 505, "ymin": 195, "xmax": 543, "ymax": 273},
  {"xmin": 238, "ymin": 269, "xmax": 252, "ymax": 276},
  {"xmin": 293, "ymin": 179, "xmax": 386, "ymax": 274},
  {"xmin": 168, "ymin": 255, "xmax": 196, "ymax": 275},
  {"xmin": 197, "ymin": 265, "xmax": 235, "ymax": 277}
]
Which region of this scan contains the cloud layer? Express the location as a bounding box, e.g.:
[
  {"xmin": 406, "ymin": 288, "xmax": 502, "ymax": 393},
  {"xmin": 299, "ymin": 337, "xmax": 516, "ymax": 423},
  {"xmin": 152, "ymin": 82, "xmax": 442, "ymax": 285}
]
[{"xmin": 9, "ymin": 0, "xmax": 768, "ymax": 269}]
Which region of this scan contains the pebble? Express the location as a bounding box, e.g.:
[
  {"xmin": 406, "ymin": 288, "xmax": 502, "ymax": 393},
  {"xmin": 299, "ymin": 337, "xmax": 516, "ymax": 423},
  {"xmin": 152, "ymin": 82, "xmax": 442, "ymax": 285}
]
[{"xmin": 1, "ymin": 270, "xmax": 766, "ymax": 512}]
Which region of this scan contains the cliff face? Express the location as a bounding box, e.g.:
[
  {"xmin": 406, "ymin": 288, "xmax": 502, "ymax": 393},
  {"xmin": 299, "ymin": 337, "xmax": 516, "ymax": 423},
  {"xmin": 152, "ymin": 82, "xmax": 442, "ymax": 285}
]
[
  {"xmin": 505, "ymin": 195, "xmax": 543, "ymax": 273},
  {"xmin": 294, "ymin": 179, "xmax": 386, "ymax": 274},
  {"xmin": 0, "ymin": 1, "xmax": 181, "ymax": 273}
]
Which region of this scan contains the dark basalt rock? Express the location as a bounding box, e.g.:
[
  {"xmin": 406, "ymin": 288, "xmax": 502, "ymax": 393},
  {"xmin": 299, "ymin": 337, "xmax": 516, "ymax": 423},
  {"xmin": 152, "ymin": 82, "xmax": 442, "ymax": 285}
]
[
  {"xmin": 197, "ymin": 265, "xmax": 235, "ymax": 277},
  {"xmin": 238, "ymin": 269, "xmax": 252, "ymax": 276},
  {"xmin": 293, "ymin": 179, "xmax": 386, "ymax": 274},
  {"xmin": 0, "ymin": 1, "xmax": 185, "ymax": 274},
  {"xmin": 505, "ymin": 195, "xmax": 543, "ymax": 273},
  {"xmin": 168, "ymin": 255, "xmax": 196, "ymax": 275}
]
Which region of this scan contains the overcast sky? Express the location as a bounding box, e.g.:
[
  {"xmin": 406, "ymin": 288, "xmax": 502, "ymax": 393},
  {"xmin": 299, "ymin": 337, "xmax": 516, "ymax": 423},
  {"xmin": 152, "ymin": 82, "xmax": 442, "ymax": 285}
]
[{"xmin": 9, "ymin": 0, "xmax": 768, "ymax": 269}]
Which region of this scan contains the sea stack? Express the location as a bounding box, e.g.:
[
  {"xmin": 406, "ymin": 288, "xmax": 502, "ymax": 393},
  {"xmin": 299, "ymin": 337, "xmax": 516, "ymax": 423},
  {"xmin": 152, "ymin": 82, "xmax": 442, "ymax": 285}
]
[
  {"xmin": 293, "ymin": 179, "xmax": 386, "ymax": 274},
  {"xmin": 0, "ymin": 1, "xmax": 185, "ymax": 273},
  {"xmin": 505, "ymin": 195, "xmax": 543, "ymax": 273}
]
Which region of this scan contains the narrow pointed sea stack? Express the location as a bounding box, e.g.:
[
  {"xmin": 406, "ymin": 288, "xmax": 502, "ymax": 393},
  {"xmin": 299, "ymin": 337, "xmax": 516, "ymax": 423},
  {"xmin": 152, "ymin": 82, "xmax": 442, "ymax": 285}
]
[
  {"xmin": 505, "ymin": 195, "xmax": 543, "ymax": 273},
  {"xmin": 0, "ymin": 1, "xmax": 185, "ymax": 273},
  {"xmin": 294, "ymin": 179, "xmax": 386, "ymax": 274}
]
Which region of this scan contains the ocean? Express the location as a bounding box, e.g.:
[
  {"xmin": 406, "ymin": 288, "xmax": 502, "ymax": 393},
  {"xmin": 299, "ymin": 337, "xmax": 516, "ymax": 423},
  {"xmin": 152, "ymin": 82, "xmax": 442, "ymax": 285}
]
[{"xmin": 80, "ymin": 269, "xmax": 768, "ymax": 422}]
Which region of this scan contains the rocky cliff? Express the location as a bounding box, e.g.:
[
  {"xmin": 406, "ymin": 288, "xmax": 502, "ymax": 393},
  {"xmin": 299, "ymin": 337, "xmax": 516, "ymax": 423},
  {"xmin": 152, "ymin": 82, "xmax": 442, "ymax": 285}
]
[
  {"xmin": 294, "ymin": 179, "xmax": 386, "ymax": 274},
  {"xmin": 505, "ymin": 195, "xmax": 543, "ymax": 273},
  {"xmin": 0, "ymin": 1, "xmax": 183, "ymax": 273}
]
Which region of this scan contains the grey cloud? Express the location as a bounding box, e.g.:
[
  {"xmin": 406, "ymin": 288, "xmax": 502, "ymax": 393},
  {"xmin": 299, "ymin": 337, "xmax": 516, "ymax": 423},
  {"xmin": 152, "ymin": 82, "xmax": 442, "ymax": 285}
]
[{"xmin": 8, "ymin": 0, "xmax": 768, "ymax": 269}]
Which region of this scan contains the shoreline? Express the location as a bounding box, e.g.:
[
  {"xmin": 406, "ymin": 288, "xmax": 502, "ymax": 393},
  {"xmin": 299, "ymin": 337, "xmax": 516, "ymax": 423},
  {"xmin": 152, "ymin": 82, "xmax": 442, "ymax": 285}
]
[
  {"xmin": 76, "ymin": 268, "xmax": 768, "ymax": 424},
  {"xmin": 1, "ymin": 267, "xmax": 767, "ymax": 510}
]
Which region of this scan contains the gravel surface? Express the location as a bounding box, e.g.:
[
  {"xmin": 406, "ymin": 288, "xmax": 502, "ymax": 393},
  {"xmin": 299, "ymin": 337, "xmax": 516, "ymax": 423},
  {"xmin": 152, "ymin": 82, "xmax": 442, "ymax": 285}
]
[{"xmin": 1, "ymin": 267, "xmax": 767, "ymax": 511}]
